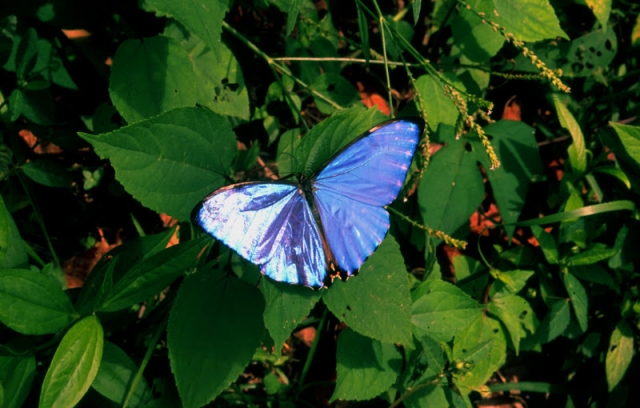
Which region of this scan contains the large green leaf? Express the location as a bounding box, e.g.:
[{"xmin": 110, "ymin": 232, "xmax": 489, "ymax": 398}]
[
  {"xmin": 488, "ymin": 294, "xmax": 536, "ymax": 354},
  {"xmin": 75, "ymin": 229, "xmax": 176, "ymax": 313},
  {"xmin": 418, "ymin": 140, "xmax": 484, "ymax": 237},
  {"xmin": 489, "ymin": 269, "xmax": 535, "ymax": 299},
  {"xmin": 536, "ymin": 299, "xmax": 571, "ymax": 344},
  {"xmin": 166, "ymin": 23, "xmax": 249, "ymax": 120},
  {"xmin": 79, "ymin": 107, "xmax": 236, "ymax": 221},
  {"xmin": 553, "ymin": 95, "xmax": 587, "ymax": 175},
  {"xmin": 92, "ymin": 341, "xmax": 152, "ymax": 406},
  {"xmin": 100, "ymin": 236, "xmax": 210, "ymax": 312},
  {"xmin": 411, "ymin": 279, "xmax": 484, "ymax": 343},
  {"xmin": 168, "ymin": 269, "xmax": 264, "ymax": 408},
  {"xmin": 311, "ymin": 73, "xmax": 361, "ymax": 115},
  {"xmin": 405, "ymin": 385, "xmax": 465, "ymax": 408},
  {"xmin": 611, "ymin": 122, "xmax": 640, "ymax": 168},
  {"xmin": 330, "ymin": 329, "xmax": 401, "ymax": 402},
  {"xmin": 0, "ymin": 269, "xmax": 78, "ymax": 335},
  {"xmin": 0, "ymin": 195, "xmax": 27, "ymax": 269},
  {"xmin": 452, "ymin": 314, "xmax": 507, "ymax": 391},
  {"xmin": 517, "ymin": 28, "xmax": 617, "ymax": 77},
  {"xmin": 532, "ymin": 225, "xmax": 559, "ymax": 264},
  {"xmin": 39, "ymin": 315, "xmax": 104, "ymax": 408},
  {"xmin": 0, "ymin": 346, "xmax": 35, "ymax": 408},
  {"xmin": 260, "ymin": 278, "xmax": 322, "ymax": 356},
  {"xmin": 324, "ymin": 236, "xmax": 413, "ymax": 345},
  {"xmin": 492, "ymin": 0, "xmax": 568, "ymax": 42},
  {"xmin": 586, "ymin": 0, "xmax": 611, "ymax": 29},
  {"xmin": 454, "ymin": 255, "xmax": 488, "ymax": 299},
  {"xmin": 606, "ymin": 320, "xmax": 634, "ymax": 391},
  {"xmin": 144, "ymin": 0, "xmax": 230, "ymax": 53},
  {"xmin": 296, "ymin": 107, "xmax": 380, "ymax": 177},
  {"xmin": 452, "ymin": 0, "xmax": 504, "ymax": 62},
  {"xmin": 109, "ymin": 36, "xmax": 197, "ymax": 123},
  {"xmin": 473, "ymin": 120, "xmax": 543, "ymax": 238},
  {"xmin": 414, "ymin": 75, "xmax": 459, "ymax": 136}
]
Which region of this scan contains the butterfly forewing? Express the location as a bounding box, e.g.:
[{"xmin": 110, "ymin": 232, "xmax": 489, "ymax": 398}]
[
  {"xmin": 198, "ymin": 183, "xmax": 327, "ymax": 287},
  {"xmin": 312, "ymin": 118, "xmax": 422, "ymax": 274}
]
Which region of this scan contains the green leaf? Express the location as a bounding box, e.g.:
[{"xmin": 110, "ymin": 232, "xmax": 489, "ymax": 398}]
[
  {"xmin": 453, "ymin": 314, "xmax": 507, "ymax": 390},
  {"xmin": 109, "ymin": 36, "xmax": 197, "ymax": 123},
  {"xmin": 100, "ymin": 236, "xmax": 209, "ymax": 312},
  {"xmin": 39, "ymin": 315, "xmax": 104, "ymax": 408},
  {"xmin": 384, "ymin": 16, "xmax": 414, "ymax": 59},
  {"xmin": 296, "ymin": 107, "xmax": 379, "ymax": 177},
  {"xmin": 79, "ymin": 107, "xmax": 236, "ymax": 221},
  {"xmin": 33, "ymin": 37, "xmax": 77, "ymax": 90},
  {"xmin": 276, "ymin": 128, "xmax": 302, "ymax": 175},
  {"xmin": 532, "ymin": 226, "xmax": 558, "ymax": 264},
  {"xmin": 8, "ymin": 87, "xmax": 54, "ymax": 125},
  {"xmin": 83, "ymin": 168, "xmax": 104, "ymax": 190},
  {"xmin": 492, "ymin": 0, "xmax": 569, "ymax": 42},
  {"xmin": 169, "ymin": 25, "xmax": 249, "ymax": 120},
  {"xmin": 20, "ymin": 160, "xmax": 73, "ymax": 188},
  {"xmin": 414, "ymin": 75, "xmax": 459, "ymax": 135},
  {"xmin": 488, "ymin": 295, "xmax": 536, "ymax": 354},
  {"xmin": 473, "ymin": 120, "xmax": 542, "ymax": 238},
  {"xmin": 586, "ymin": 0, "xmax": 611, "ymax": 29},
  {"xmin": 311, "ymin": 73, "xmax": 360, "ymax": 115},
  {"xmin": 16, "ymin": 27, "xmax": 38, "ymax": 79},
  {"xmin": 286, "ymin": 0, "xmax": 304, "ymax": 36},
  {"xmin": 418, "ymin": 140, "xmax": 484, "ymax": 237},
  {"xmin": 515, "ymin": 201, "xmax": 635, "ymax": 227},
  {"xmin": 452, "ymin": 0, "xmax": 504, "ymax": 62},
  {"xmin": 490, "ymin": 270, "xmax": 534, "ymax": 298},
  {"xmin": 0, "ymin": 195, "xmax": 27, "ymax": 269},
  {"xmin": 418, "ymin": 335, "xmax": 447, "ymax": 378},
  {"xmin": 592, "ymin": 167, "xmax": 631, "ymax": 189},
  {"xmin": 606, "ymin": 320, "xmax": 634, "ymax": 391},
  {"xmin": 324, "ymin": 236, "xmax": 413, "ymax": 345},
  {"xmin": 260, "ymin": 278, "xmax": 322, "ymax": 356},
  {"xmin": 330, "ymin": 329, "xmax": 402, "ymax": 402},
  {"xmin": 0, "ymin": 346, "xmax": 36, "ymax": 408},
  {"xmin": 562, "ymin": 272, "xmax": 588, "ymax": 332},
  {"xmin": 552, "ymin": 95, "xmax": 587, "ymax": 175},
  {"xmin": 168, "ymin": 269, "xmax": 265, "ymax": 407},
  {"xmin": 0, "ymin": 269, "xmax": 78, "ymax": 335},
  {"xmin": 633, "ymin": 13, "xmax": 640, "ymax": 47},
  {"xmin": 566, "ymin": 244, "xmax": 618, "ymax": 266},
  {"xmin": 75, "ymin": 229, "xmax": 175, "ymax": 313},
  {"xmin": 92, "ymin": 341, "xmax": 152, "ymax": 406},
  {"xmin": 537, "ymin": 299, "xmax": 571, "ymax": 344},
  {"xmin": 356, "ymin": 2, "xmax": 370, "ymax": 62},
  {"xmin": 404, "ymin": 385, "xmax": 452, "ymax": 408},
  {"xmin": 569, "ymin": 264, "xmax": 616, "ymax": 291},
  {"xmin": 412, "ymin": 279, "xmax": 484, "ymax": 343},
  {"xmin": 611, "ymin": 122, "xmax": 640, "ymax": 168},
  {"xmin": 453, "ymin": 255, "xmax": 488, "ymax": 299},
  {"xmin": 144, "ymin": 0, "xmax": 229, "ymax": 53}
]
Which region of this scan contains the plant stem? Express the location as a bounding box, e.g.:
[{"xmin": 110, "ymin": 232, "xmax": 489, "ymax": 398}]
[
  {"xmin": 123, "ymin": 320, "xmax": 166, "ymax": 408},
  {"xmin": 222, "ymin": 22, "xmax": 344, "ymax": 112},
  {"xmin": 297, "ymin": 307, "xmax": 328, "ymax": 394},
  {"xmin": 17, "ymin": 170, "xmax": 60, "ymax": 268}
]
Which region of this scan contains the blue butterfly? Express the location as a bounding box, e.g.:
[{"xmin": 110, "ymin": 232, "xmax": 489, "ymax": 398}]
[{"xmin": 196, "ymin": 118, "xmax": 423, "ymax": 288}]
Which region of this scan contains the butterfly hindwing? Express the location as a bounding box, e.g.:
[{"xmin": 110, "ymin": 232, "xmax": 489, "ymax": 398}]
[
  {"xmin": 312, "ymin": 118, "xmax": 422, "ymax": 274},
  {"xmin": 197, "ymin": 182, "xmax": 327, "ymax": 287}
]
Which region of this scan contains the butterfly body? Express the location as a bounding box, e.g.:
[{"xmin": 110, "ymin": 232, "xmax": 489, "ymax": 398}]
[{"xmin": 197, "ymin": 118, "xmax": 424, "ymax": 288}]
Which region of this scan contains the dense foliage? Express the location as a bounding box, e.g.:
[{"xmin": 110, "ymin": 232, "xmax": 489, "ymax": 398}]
[{"xmin": 0, "ymin": 0, "xmax": 639, "ymax": 407}]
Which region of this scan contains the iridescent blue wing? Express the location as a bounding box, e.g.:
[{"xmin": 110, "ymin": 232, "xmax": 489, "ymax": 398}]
[
  {"xmin": 197, "ymin": 182, "xmax": 326, "ymax": 287},
  {"xmin": 312, "ymin": 118, "xmax": 423, "ymax": 274}
]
